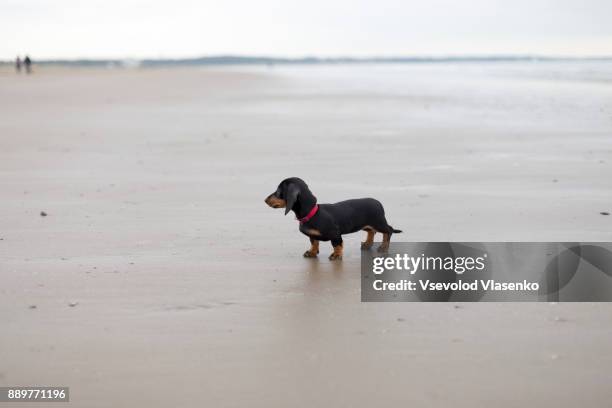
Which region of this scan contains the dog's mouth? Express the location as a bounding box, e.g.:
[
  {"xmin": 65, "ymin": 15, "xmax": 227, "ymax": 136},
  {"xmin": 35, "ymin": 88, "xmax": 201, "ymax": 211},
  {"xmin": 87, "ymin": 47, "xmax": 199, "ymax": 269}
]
[{"xmin": 265, "ymin": 195, "xmax": 286, "ymax": 209}]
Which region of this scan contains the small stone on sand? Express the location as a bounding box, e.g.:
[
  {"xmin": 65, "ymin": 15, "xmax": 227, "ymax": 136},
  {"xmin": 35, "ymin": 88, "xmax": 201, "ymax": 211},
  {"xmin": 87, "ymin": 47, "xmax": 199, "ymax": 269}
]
[{"xmin": 40, "ymin": 211, "xmax": 47, "ymax": 217}]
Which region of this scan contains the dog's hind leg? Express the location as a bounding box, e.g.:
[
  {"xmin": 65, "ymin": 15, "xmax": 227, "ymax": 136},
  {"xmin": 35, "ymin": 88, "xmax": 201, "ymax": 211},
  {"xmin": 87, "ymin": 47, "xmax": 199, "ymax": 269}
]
[
  {"xmin": 303, "ymin": 238, "xmax": 319, "ymax": 258},
  {"xmin": 377, "ymin": 232, "xmax": 391, "ymax": 252},
  {"xmin": 361, "ymin": 228, "xmax": 375, "ymax": 250}
]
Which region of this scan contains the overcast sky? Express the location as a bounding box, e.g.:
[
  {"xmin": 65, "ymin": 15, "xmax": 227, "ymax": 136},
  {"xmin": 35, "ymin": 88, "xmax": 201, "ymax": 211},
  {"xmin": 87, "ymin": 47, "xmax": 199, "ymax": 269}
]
[{"xmin": 2, "ymin": 0, "xmax": 611, "ymax": 60}]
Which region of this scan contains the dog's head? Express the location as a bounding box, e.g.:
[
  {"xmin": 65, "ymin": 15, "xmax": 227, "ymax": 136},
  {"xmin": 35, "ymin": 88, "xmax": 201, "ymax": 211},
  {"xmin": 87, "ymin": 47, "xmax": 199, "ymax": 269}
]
[{"xmin": 265, "ymin": 177, "xmax": 310, "ymax": 215}]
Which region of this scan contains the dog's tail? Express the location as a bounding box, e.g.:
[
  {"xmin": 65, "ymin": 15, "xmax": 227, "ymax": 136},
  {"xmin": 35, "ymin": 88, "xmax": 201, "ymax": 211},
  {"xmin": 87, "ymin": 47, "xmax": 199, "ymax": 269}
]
[{"xmin": 389, "ymin": 226, "xmax": 402, "ymax": 233}]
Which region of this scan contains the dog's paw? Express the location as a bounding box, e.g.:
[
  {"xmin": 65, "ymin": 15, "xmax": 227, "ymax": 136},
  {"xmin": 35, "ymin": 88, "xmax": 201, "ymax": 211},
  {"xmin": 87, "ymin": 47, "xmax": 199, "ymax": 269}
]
[
  {"xmin": 361, "ymin": 241, "xmax": 373, "ymax": 250},
  {"xmin": 377, "ymin": 243, "xmax": 389, "ymax": 253},
  {"xmin": 303, "ymin": 250, "xmax": 318, "ymax": 258},
  {"xmin": 328, "ymin": 253, "xmax": 343, "ymax": 261}
]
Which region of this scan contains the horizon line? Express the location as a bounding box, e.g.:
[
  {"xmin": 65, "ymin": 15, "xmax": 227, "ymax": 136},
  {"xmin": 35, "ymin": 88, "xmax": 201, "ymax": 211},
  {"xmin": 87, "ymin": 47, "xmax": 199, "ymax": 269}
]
[{"xmin": 3, "ymin": 54, "xmax": 612, "ymax": 66}]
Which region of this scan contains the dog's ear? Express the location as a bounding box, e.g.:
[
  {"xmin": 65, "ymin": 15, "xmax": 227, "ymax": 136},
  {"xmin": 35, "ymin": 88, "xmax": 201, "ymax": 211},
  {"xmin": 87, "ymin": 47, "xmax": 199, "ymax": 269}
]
[{"xmin": 284, "ymin": 183, "xmax": 300, "ymax": 215}]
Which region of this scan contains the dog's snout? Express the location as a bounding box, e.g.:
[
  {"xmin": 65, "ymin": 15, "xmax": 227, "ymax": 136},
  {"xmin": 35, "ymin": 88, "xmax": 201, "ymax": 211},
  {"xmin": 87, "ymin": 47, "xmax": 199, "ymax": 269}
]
[{"xmin": 265, "ymin": 193, "xmax": 286, "ymax": 209}]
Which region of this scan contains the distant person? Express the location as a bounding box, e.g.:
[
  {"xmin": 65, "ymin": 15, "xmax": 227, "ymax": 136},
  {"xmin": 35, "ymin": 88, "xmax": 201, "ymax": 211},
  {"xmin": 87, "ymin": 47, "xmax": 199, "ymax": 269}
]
[
  {"xmin": 24, "ymin": 55, "xmax": 32, "ymax": 74},
  {"xmin": 15, "ymin": 56, "xmax": 22, "ymax": 73}
]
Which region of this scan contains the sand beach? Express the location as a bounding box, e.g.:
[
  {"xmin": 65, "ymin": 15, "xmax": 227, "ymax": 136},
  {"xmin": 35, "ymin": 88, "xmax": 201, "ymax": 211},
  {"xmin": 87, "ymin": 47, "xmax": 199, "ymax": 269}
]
[{"xmin": 1, "ymin": 62, "xmax": 611, "ymax": 407}]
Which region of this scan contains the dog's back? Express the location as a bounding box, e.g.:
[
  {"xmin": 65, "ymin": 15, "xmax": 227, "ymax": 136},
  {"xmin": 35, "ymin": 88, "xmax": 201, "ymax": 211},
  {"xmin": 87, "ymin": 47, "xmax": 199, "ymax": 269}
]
[{"xmin": 321, "ymin": 198, "xmax": 400, "ymax": 235}]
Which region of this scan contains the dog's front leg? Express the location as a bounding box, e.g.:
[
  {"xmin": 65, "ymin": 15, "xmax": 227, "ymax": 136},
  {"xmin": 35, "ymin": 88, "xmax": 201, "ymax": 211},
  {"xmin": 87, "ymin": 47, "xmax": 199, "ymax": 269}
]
[
  {"xmin": 303, "ymin": 238, "xmax": 319, "ymax": 258},
  {"xmin": 329, "ymin": 237, "xmax": 343, "ymax": 261}
]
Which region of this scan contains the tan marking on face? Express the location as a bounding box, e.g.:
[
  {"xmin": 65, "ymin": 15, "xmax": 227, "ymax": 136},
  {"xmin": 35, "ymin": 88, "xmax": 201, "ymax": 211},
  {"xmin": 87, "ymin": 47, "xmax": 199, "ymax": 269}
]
[{"xmin": 265, "ymin": 195, "xmax": 286, "ymax": 209}]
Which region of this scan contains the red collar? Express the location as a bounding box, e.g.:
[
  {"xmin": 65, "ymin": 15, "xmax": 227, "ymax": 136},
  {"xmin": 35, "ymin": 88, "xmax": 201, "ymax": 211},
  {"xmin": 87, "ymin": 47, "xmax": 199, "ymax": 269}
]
[{"xmin": 298, "ymin": 204, "xmax": 319, "ymax": 224}]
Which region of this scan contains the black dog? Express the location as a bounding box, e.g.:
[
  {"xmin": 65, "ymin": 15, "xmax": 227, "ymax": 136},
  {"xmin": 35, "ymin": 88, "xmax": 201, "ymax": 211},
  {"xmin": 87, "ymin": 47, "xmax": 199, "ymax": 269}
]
[{"xmin": 265, "ymin": 177, "xmax": 401, "ymax": 260}]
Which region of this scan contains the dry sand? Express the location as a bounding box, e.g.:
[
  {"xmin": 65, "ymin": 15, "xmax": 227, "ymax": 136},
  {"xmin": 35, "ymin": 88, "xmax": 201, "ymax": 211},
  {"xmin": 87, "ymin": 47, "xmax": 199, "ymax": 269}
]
[{"xmin": 1, "ymin": 64, "xmax": 611, "ymax": 407}]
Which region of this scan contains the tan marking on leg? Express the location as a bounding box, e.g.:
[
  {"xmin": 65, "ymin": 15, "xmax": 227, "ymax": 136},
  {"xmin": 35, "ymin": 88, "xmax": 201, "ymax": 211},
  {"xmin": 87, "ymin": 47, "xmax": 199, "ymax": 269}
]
[
  {"xmin": 311, "ymin": 240, "xmax": 319, "ymax": 253},
  {"xmin": 303, "ymin": 240, "xmax": 319, "ymax": 258},
  {"xmin": 329, "ymin": 242, "xmax": 343, "ymax": 260},
  {"xmin": 377, "ymin": 233, "xmax": 390, "ymax": 252},
  {"xmin": 361, "ymin": 230, "xmax": 376, "ymax": 250}
]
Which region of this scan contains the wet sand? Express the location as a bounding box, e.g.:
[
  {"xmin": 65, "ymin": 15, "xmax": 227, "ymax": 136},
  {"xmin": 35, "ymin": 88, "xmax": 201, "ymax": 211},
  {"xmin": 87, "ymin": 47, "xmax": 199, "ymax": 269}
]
[{"xmin": 1, "ymin": 64, "xmax": 611, "ymax": 407}]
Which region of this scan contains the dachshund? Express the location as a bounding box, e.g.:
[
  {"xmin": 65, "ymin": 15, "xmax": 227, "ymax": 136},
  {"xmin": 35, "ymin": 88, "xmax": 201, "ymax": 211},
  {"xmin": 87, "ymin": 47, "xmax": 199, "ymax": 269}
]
[{"xmin": 265, "ymin": 177, "xmax": 402, "ymax": 260}]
